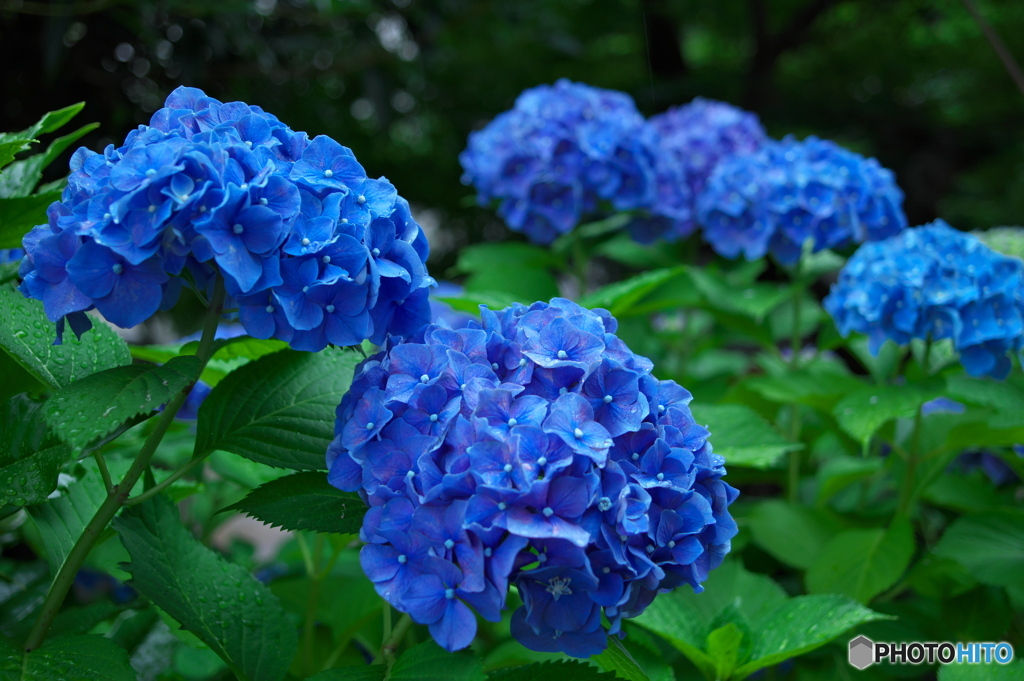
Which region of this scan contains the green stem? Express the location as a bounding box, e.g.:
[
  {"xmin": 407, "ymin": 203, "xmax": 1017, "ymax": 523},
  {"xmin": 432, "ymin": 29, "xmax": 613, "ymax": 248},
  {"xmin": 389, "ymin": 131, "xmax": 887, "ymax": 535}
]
[
  {"xmin": 895, "ymin": 340, "xmax": 932, "ymax": 519},
  {"xmin": 93, "ymin": 451, "xmax": 112, "ymax": 493},
  {"xmin": 124, "ymin": 454, "xmax": 209, "ymax": 506},
  {"xmin": 786, "ymin": 259, "xmax": 804, "ymax": 503},
  {"xmin": 302, "ymin": 534, "xmax": 325, "ymax": 676},
  {"xmin": 296, "ymin": 533, "xmax": 316, "ymax": 576},
  {"xmin": 373, "ymin": 613, "xmax": 412, "ymax": 667},
  {"xmin": 23, "ymin": 277, "xmax": 226, "ymax": 652},
  {"xmin": 381, "ymin": 604, "xmax": 392, "ymax": 659}
]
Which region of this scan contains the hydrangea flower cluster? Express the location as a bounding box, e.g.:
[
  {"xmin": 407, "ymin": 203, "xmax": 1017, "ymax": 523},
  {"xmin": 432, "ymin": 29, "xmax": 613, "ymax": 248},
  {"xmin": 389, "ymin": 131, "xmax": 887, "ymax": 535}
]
[
  {"xmin": 459, "ymin": 79, "xmax": 655, "ymax": 244},
  {"xmin": 327, "ymin": 298, "xmax": 738, "ymax": 656},
  {"xmin": 824, "ymin": 221, "xmax": 1024, "ymax": 379},
  {"xmin": 697, "ymin": 135, "xmax": 907, "ymax": 265},
  {"xmin": 629, "ymin": 98, "xmax": 765, "ymax": 244},
  {"xmin": 18, "ymin": 86, "xmax": 432, "ymax": 349}
]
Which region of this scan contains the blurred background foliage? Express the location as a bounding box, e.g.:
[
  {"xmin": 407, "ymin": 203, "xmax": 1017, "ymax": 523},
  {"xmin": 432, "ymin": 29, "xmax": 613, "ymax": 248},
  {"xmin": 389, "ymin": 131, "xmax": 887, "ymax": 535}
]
[{"xmin": 2, "ymin": 0, "xmax": 1023, "ymax": 274}]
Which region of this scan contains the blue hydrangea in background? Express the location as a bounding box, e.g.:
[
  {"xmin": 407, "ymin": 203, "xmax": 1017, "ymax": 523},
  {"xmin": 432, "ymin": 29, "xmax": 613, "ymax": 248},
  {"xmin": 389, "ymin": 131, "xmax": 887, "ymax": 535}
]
[
  {"xmin": 18, "ymin": 86, "xmax": 433, "ymax": 349},
  {"xmin": 326, "ymin": 298, "xmax": 737, "ymax": 656},
  {"xmin": 0, "ymin": 248, "xmax": 24, "ymax": 265},
  {"xmin": 697, "ymin": 135, "xmax": 907, "ymax": 265},
  {"xmin": 824, "ymin": 220, "xmax": 1024, "ymax": 379},
  {"xmin": 628, "ymin": 98, "xmax": 765, "ymax": 244},
  {"xmin": 459, "ymin": 79, "xmax": 655, "ymax": 245}
]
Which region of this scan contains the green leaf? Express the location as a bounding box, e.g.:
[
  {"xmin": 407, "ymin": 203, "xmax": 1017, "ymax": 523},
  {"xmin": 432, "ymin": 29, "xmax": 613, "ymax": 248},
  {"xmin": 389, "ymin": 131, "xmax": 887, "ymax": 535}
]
[
  {"xmin": 455, "ymin": 242, "xmax": 562, "ymax": 273},
  {"xmin": 0, "ymin": 444, "xmax": 66, "ymax": 510},
  {"xmin": 0, "ymin": 123, "xmax": 97, "ymax": 200},
  {"xmin": 208, "ymin": 450, "xmax": 289, "ymax": 489},
  {"xmin": 0, "ymin": 191, "xmax": 63, "ymax": 249},
  {"xmin": 686, "ymin": 268, "xmax": 790, "ymax": 322},
  {"xmin": 939, "ymin": 660, "xmax": 1024, "ymax": 681},
  {"xmin": 591, "ymin": 233, "xmax": 677, "ymax": 269},
  {"xmin": 0, "ymin": 633, "xmax": 137, "ymax": 681},
  {"xmin": 732, "ymin": 594, "xmax": 891, "ymax": 678},
  {"xmin": 814, "ymin": 455, "xmax": 883, "ymax": 505},
  {"xmin": 977, "ymin": 226, "xmax": 1024, "ymax": 262},
  {"xmin": 800, "ymin": 249, "xmax": 845, "ymax": 277},
  {"xmin": 0, "ymin": 394, "xmax": 69, "ymax": 510},
  {"xmin": 43, "ymin": 356, "xmax": 203, "ymax": 453},
  {"xmin": 130, "ymin": 336, "xmax": 288, "ymax": 388},
  {"xmin": 552, "ymin": 214, "xmax": 632, "ymax": 253},
  {"xmin": 832, "ymin": 382, "xmax": 942, "ymax": 447},
  {"xmin": 690, "ymin": 403, "xmax": 801, "ymax": 469},
  {"xmin": 944, "ymin": 374, "xmax": 1024, "ymax": 427},
  {"xmin": 268, "ymin": 553, "xmax": 379, "ymax": 657},
  {"xmin": 306, "ymin": 667, "xmax": 386, "ymax": 681},
  {"xmin": 488, "ymin": 659, "xmax": 617, "ymax": 681},
  {"xmin": 441, "ymin": 289, "xmax": 513, "ymax": 312},
  {"xmin": 591, "ymin": 636, "xmax": 649, "ymax": 681},
  {"xmin": 0, "ymin": 137, "xmax": 36, "ymax": 170},
  {"xmin": 22, "ymin": 102, "xmax": 86, "ymax": 139},
  {"xmin": 435, "ymin": 291, "xmax": 517, "ymax": 315},
  {"xmin": 113, "ymin": 494, "xmax": 297, "ymax": 681},
  {"xmin": 0, "ymin": 559, "xmax": 49, "ymax": 641},
  {"xmin": 706, "ymin": 623, "xmax": 745, "ymax": 680},
  {"xmin": 634, "ymin": 561, "xmax": 787, "ymax": 680},
  {"xmin": 453, "ymin": 242, "xmax": 561, "ymax": 303},
  {"xmin": 127, "ymin": 344, "xmax": 185, "ymax": 366},
  {"xmin": 29, "ymin": 457, "xmax": 120, "ymax": 577},
  {"xmin": 388, "ymin": 641, "xmax": 484, "ymax": 681},
  {"xmin": 933, "ymin": 509, "xmax": 1024, "ymax": 588},
  {"xmin": 0, "ymin": 284, "xmax": 131, "ymax": 390},
  {"xmin": 743, "ymin": 365, "xmax": 864, "ymax": 412},
  {"xmin": 579, "ymin": 267, "xmax": 687, "ymax": 316},
  {"xmin": 805, "ymin": 518, "xmax": 915, "ymax": 603},
  {"xmin": 194, "ymin": 348, "xmax": 361, "ymax": 470},
  {"xmin": 49, "ymin": 601, "xmax": 127, "ymax": 638},
  {"xmin": 220, "ymin": 471, "xmax": 366, "ymax": 534},
  {"xmin": 747, "ymin": 500, "xmax": 842, "ymax": 570},
  {"xmin": 184, "ymin": 335, "xmax": 289, "ymax": 362},
  {"xmin": 923, "ymin": 471, "xmax": 1010, "ymax": 513},
  {"xmin": 0, "ymin": 261, "xmax": 20, "ymax": 286}
]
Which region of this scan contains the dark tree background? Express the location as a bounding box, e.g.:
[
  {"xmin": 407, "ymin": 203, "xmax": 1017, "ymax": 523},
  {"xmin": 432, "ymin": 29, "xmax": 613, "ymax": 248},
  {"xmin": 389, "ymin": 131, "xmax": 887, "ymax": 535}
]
[{"xmin": 2, "ymin": 0, "xmax": 1023, "ymax": 271}]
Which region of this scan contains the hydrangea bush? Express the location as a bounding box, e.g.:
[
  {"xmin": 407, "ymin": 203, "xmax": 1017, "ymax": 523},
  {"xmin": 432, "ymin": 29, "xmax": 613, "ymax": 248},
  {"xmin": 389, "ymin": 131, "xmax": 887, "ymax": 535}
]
[
  {"xmin": 327, "ymin": 298, "xmax": 737, "ymax": 655},
  {"xmin": 2, "ymin": 84, "xmax": 1023, "ymax": 681},
  {"xmin": 17, "ymin": 86, "xmax": 432, "ymax": 349}
]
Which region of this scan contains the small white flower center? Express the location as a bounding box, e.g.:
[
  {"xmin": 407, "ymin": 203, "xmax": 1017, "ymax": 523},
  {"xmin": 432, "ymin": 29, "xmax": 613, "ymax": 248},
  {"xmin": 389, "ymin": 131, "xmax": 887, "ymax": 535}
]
[{"xmin": 545, "ymin": 576, "xmax": 573, "ymax": 601}]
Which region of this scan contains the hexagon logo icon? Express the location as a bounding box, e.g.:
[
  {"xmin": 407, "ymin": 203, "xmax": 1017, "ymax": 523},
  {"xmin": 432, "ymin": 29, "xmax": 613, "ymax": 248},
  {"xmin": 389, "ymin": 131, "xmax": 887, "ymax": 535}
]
[{"xmin": 849, "ymin": 635, "xmax": 874, "ymax": 670}]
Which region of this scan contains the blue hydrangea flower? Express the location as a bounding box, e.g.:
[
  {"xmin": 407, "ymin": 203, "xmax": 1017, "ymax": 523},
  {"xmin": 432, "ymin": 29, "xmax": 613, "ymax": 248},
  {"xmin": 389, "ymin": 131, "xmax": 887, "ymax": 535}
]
[
  {"xmin": 697, "ymin": 135, "xmax": 907, "ymax": 265},
  {"xmin": 18, "ymin": 86, "xmax": 432, "ymax": 349},
  {"xmin": 628, "ymin": 98, "xmax": 765, "ymax": 244},
  {"xmin": 824, "ymin": 221, "xmax": 1024, "ymax": 379},
  {"xmin": 459, "ymin": 79, "xmax": 655, "ymax": 245},
  {"xmin": 327, "ymin": 298, "xmax": 738, "ymax": 656}
]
